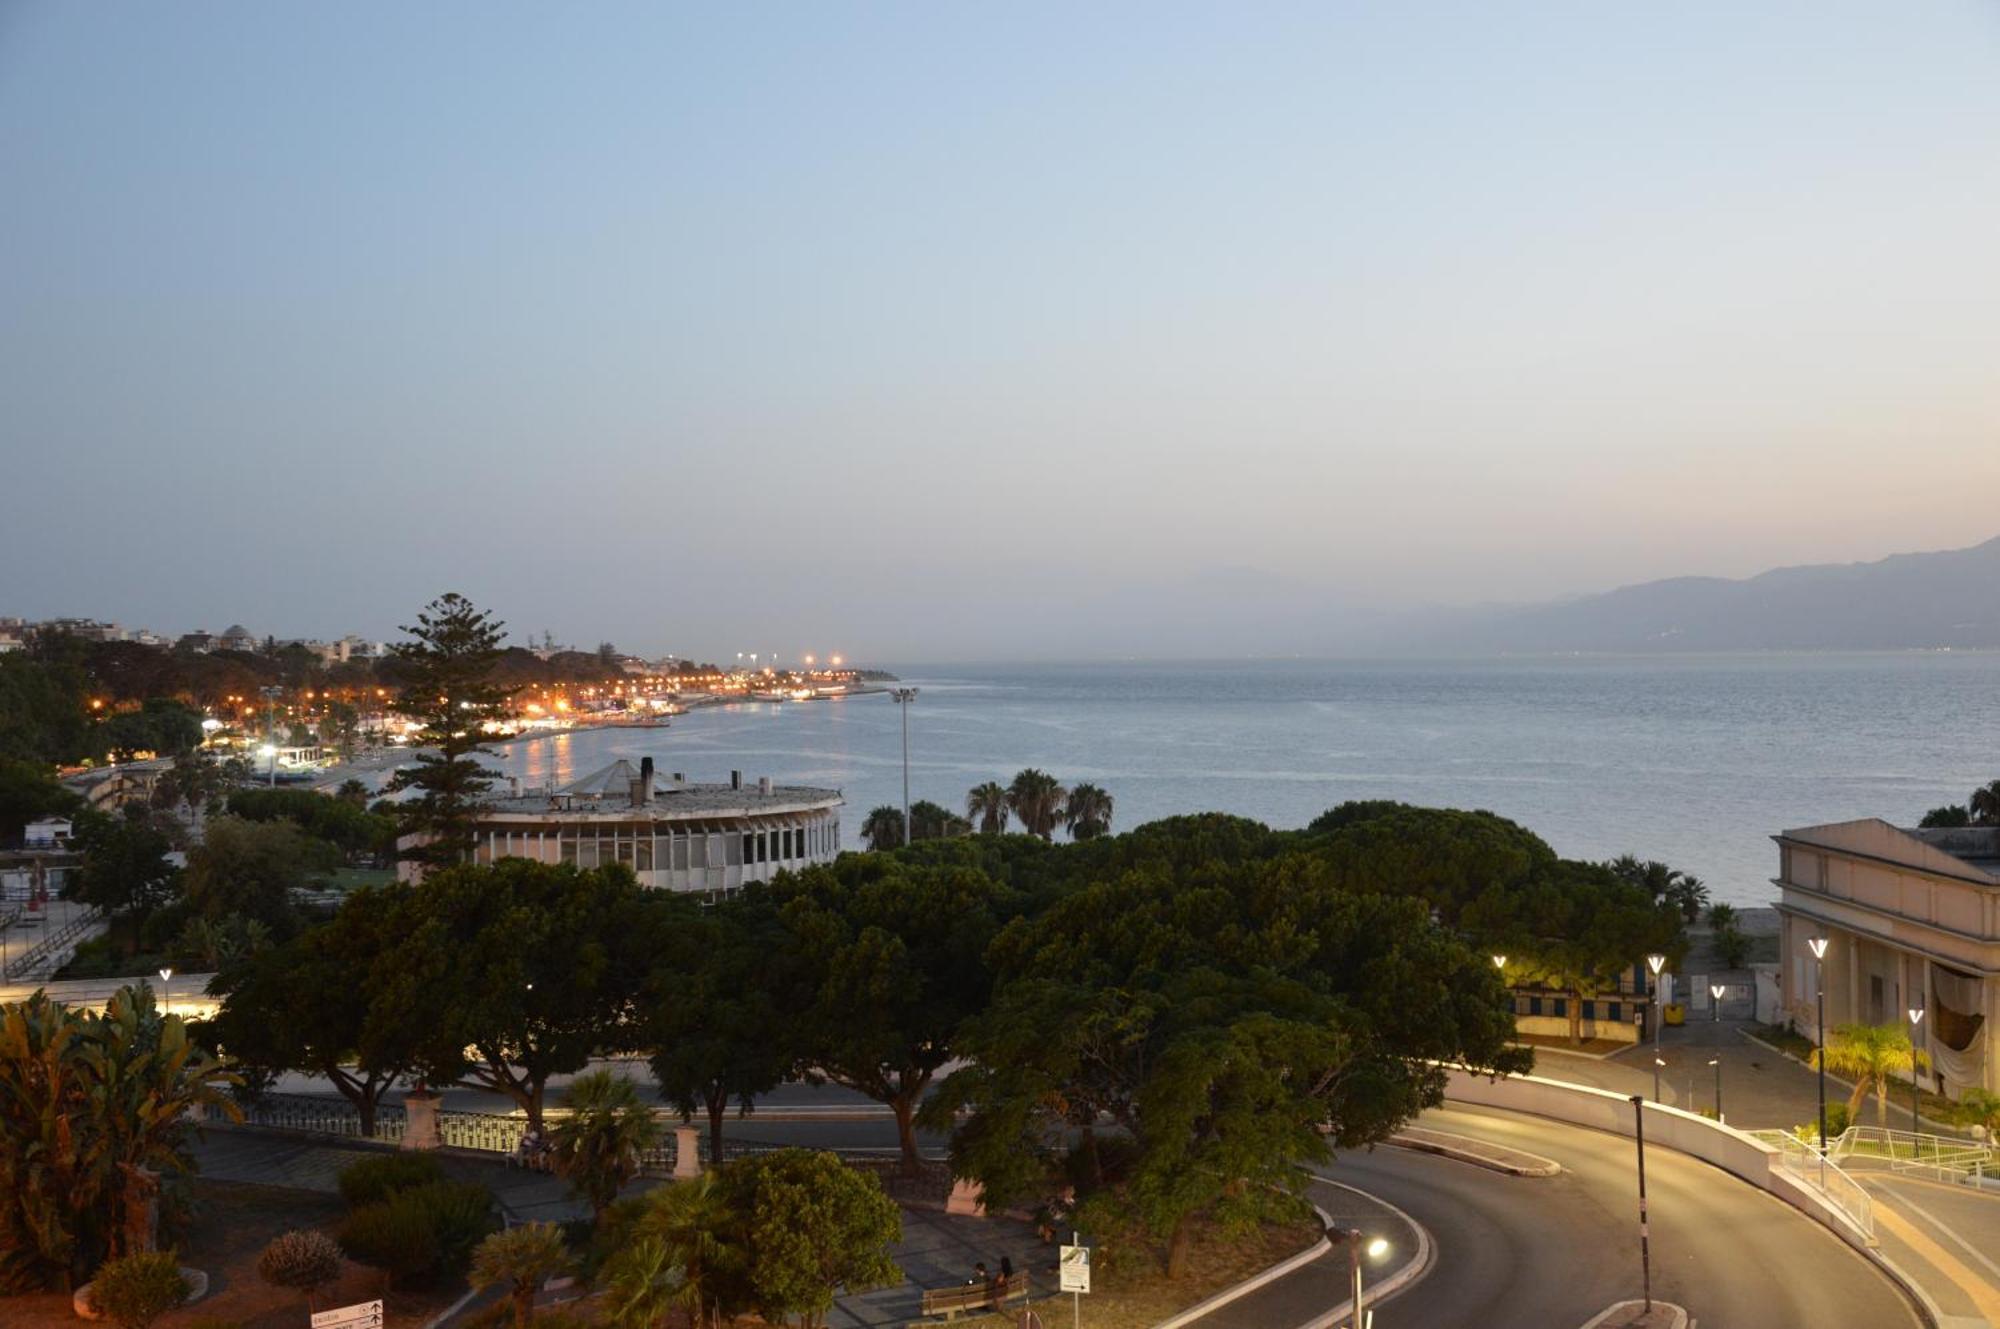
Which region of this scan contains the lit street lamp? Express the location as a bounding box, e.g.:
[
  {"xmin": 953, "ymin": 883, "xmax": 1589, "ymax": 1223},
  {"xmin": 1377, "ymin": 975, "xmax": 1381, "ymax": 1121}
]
[
  {"xmin": 890, "ymin": 688, "xmax": 919, "ymax": 845},
  {"xmin": 1908, "ymin": 1004, "xmax": 1926, "ymax": 1142},
  {"xmin": 1710, "ymin": 982, "xmax": 1726, "ymax": 1022},
  {"xmin": 1807, "ymin": 936, "xmax": 1829, "ymax": 1162},
  {"xmin": 1646, "ymin": 953, "xmax": 1667, "ymax": 1099},
  {"xmin": 1342, "ymin": 1229, "xmax": 1390, "ymax": 1329},
  {"xmin": 159, "ymin": 966, "xmax": 174, "ymax": 1017}
]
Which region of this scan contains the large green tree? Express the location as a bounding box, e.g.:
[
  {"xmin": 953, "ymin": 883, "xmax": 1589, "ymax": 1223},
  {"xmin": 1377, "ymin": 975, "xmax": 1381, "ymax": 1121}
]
[
  {"xmin": 771, "ymin": 857, "xmax": 1009, "ymax": 1171},
  {"xmin": 0, "ymin": 756, "xmax": 81, "ymax": 839},
  {"xmin": 1005, "ymin": 769, "xmax": 1067, "ymax": 840},
  {"xmin": 67, "ymin": 810, "xmax": 179, "ymax": 918},
  {"xmin": 387, "ymin": 593, "xmax": 514, "ymax": 871},
  {"xmin": 383, "ymin": 859, "xmax": 654, "ymax": 1129},
  {"xmin": 711, "ymin": 1150, "xmax": 901, "ymax": 1329},
  {"xmin": 182, "ymin": 815, "xmax": 337, "ymax": 934}
]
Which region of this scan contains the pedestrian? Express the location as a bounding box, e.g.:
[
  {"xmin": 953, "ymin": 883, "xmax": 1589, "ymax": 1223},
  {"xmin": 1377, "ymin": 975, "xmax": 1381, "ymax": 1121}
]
[
  {"xmin": 969, "ymin": 1261, "xmax": 988, "ymax": 1287},
  {"xmin": 997, "ymin": 1256, "xmax": 1014, "ymax": 1296}
]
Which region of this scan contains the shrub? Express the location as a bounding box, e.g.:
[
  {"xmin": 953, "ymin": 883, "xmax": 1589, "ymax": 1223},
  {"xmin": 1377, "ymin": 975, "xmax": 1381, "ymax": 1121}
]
[
  {"xmin": 469, "ymin": 1223, "xmax": 574, "ymax": 1328},
  {"xmin": 1713, "ymin": 922, "xmax": 1751, "ymax": 970},
  {"xmin": 89, "ymin": 1251, "xmax": 189, "ymax": 1329},
  {"xmin": 257, "ymin": 1229, "xmax": 343, "ymax": 1307},
  {"xmin": 338, "ymin": 1152, "xmax": 445, "ymax": 1208},
  {"xmin": 338, "ymin": 1179, "xmax": 497, "ymax": 1285}
]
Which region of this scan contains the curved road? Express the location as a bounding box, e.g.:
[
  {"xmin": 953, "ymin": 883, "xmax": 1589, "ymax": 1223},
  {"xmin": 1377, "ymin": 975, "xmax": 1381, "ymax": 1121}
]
[{"xmin": 1332, "ymin": 1104, "xmax": 1923, "ymax": 1329}]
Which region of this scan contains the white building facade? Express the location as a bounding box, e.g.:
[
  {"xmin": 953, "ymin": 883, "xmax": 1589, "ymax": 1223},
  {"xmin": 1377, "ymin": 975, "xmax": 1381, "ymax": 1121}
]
[
  {"xmin": 397, "ymin": 758, "xmax": 842, "ymax": 894},
  {"xmin": 1773, "ymin": 819, "xmax": 1999, "ymax": 1100}
]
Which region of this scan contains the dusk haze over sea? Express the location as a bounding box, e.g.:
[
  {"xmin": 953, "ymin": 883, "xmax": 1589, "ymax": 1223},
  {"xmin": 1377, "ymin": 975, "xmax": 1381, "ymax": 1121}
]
[{"xmin": 3, "ymin": 6, "xmax": 1998, "ymax": 1328}]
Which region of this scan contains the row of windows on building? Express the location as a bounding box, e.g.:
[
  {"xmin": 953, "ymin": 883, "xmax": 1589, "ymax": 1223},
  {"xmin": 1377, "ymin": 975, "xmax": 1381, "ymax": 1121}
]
[
  {"xmin": 1513, "ymin": 994, "xmax": 1632, "ymax": 1023},
  {"xmin": 469, "ymin": 818, "xmax": 840, "ymax": 874}
]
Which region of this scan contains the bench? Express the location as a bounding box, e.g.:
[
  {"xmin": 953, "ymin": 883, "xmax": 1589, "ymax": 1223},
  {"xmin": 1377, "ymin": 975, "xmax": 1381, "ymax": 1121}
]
[{"xmin": 919, "ymin": 1278, "xmax": 1028, "ymax": 1320}]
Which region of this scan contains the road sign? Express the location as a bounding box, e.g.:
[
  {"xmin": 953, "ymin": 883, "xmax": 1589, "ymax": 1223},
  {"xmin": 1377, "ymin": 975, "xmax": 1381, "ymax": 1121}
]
[
  {"xmin": 311, "ymin": 1300, "xmax": 383, "ymax": 1329},
  {"xmin": 1058, "ymin": 1243, "xmax": 1091, "ymax": 1293}
]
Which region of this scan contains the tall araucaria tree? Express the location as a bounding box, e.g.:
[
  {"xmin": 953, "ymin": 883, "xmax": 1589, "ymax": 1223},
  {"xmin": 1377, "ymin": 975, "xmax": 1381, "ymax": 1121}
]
[{"xmin": 387, "ymin": 593, "xmax": 514, "ymax": 871}]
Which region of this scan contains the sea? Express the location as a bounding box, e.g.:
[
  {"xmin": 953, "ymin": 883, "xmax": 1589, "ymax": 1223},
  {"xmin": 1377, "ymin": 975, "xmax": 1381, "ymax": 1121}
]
[{"xmin": 484, "ymin": 654, "xmax": 2000, "ymax": 908}]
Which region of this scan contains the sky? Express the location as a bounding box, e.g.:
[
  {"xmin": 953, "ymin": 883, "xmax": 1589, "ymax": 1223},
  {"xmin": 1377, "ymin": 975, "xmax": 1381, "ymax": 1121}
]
[{"xmin": 3, "ymin": 3, "xmax": 1998, "ymax": 661}]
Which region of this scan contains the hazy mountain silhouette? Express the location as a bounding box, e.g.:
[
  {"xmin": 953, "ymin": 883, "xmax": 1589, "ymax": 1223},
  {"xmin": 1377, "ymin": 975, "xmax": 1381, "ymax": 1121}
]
[{"xmin": 1413, "ymin": 535, "xmax": 2000, "ymax": 654}]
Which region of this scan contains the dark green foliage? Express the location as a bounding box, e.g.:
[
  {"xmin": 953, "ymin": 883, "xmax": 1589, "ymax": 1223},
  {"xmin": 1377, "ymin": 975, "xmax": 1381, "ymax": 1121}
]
[
  {"xmin": 87, "ymin": 1250, "xmax": 189, "ymax": 1328},
  {"xmin": 336, "ymin": 1152, "xmax": 445, "ymax": 1208},
  {"xmin": 227, "ymin": 787, "xmax": 395, "ymax": 859},
  {"xmin": 95, "ymin": 699, "xmax": 203, "ymax": 761},
  {"xmin": 256, "ymin": 1229, "xmax": 343, "ymax": 1306},
  {"xmin": 908, "ymin": 799, "xmax": 970, "ymax": 840},
  {"xmin": 0, "ymin": 650, "xmax": 94, "ymax": 765},
  {"xmin": 387, "ymin": 593, "xmax": 514, "ymax": 869},
  {"xmin": 338, "ymin": 1179, "xmax": 496, "ymax": 1285},
  {"xmin": 1919, "ymin": 803, "xmax": 1971, "ymax": 827},
  {"xmin": 710, "ymin": 1150, "xmax": 901, "ymax": 1328},
  {"xmin": 68, "ymin": 809, "xmax": 180, "ymax": 917},
  {"xmin": 183, "ymin": 815, "xmax": 337, "ymax": 933},
  {"xmin": 859, "ymin": 805, "xmax": 904, "ymax": 851},
  {"xmin": 0, "ymin": 755, "xmax": 81, "ymax": 839}
]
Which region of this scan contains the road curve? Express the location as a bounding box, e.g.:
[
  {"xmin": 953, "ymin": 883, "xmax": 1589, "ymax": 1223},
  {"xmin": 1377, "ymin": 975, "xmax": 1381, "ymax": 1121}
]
[{"xmin": 1329, "ymin": 1103, "xmax": 1924, "ymax": 1329}]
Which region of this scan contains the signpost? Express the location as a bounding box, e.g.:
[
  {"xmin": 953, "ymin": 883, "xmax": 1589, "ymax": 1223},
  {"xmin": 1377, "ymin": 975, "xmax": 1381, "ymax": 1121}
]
[
  {"xmin": 1059, "ymin": 1238, "xmax": 1090, "ymax": 1328},
  {"xmin": 311, "ymin": 1300, "xmax": 383, "ymax": 1329}
]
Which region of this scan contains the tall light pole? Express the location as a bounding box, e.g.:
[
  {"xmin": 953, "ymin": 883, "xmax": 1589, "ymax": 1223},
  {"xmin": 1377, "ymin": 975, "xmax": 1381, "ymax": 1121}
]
[
  {"xmin": 1653, "ymin": 1056, "xmax": 1666, "ymax": 1105},
  {"xmin": 1646, "ymin": 953, "xmax": 1667, "ymax": 1099},
  {"xmin": 261, "ymin": 684, "xmax": 284, "ymax": 786},
  {"xmin": 1808, "ymin": 936, "xmax": 1829, "ymax": 1163},
  {"xmin": 1343, "ymin": 1229, "xmax": 1389, "ymax": 1329},
  {"xmin": 1709, "ymin": 1057, "xmax": 1722, "ymax": 1123},
  {"xmin": 890, "ymin": 688, "xmax": 918, "ymax": 845},
  {"xmin": 1909, "ymin": 1004, "xmax": 1926, "ymax": 1145},
  {"xmin": 159, "ymin": 966, "xmax": 174, "ymax": 1017},
  {"xmin": 1710, "ymin": 982, "xmax": 1725, "ymax": 1022},
  {"xmin": 1630, "ymin": 1094, "xmax": 1653, "ymax": 1314}
]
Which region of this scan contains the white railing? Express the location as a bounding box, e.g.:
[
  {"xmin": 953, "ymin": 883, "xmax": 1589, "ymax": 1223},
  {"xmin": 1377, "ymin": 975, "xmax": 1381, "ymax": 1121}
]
[
  {"xmin": 1, "ymin": 907, "xmax": 104, "ymax": 982},
  {"xmin": 1747, "ymin": 1128, "xmax": 1876, "ymax": 1236},
  {"xmin": 1824, "ymin": 1125, "xmax": 1995, "ymax": 1185}
]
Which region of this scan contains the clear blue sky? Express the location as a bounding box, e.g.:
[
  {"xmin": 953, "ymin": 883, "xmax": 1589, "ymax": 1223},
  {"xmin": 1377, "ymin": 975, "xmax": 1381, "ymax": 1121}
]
[{"xmin": 3, "ymin": 3, "xmax": 1997, "ymax": 659}]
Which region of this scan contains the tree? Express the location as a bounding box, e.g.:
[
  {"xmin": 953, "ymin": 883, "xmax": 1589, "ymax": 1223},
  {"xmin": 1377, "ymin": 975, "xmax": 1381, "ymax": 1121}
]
[
  {"xmin": 646, "ymin": 896, "xmax": 795, "ymax": 1162},
  {"xmin": 1006, "ymin": 769, "xmax": 1067, "ymax": 840},
  {"xmin": 1706, "ymin": 902, "xmax": 1739, "ymax": 930},
  {"xmin": 384, "ymin": 859, "xmax": 653, "ymax": 1129},
  {"xmin": 928, "ymin": 851, "xmax": 1526, "ymax": 1278},
  {"xmin": 772, "ymin": 857, "xmax": 1009, "ymax": 1171},
  {"xmin": 965, "ymin": 782, "xmax": 1010, "ymax": 835},
  {"xmin": 1919, "ymin": 803, "xmax": 1971, "ymax": 828},
  {"xmin": 1668, "ymin": 874, "xmax": 1709, "ymax": 924},
  {"xmin": 208, "ymin": 886, "xmax": 419, "ymax": 1136},
  {"xmin": 1813, "ymin": 1023, "xmax": 1928, "ymax": 1128},
  {"xmin": 908, "ymin": 800, "xmax": 970, "ymax": 841},
  {"xmin": 1971, "ymin": 779, "xmax": 2000, "ymax": 827},
  {"xmin": 182, "ymin": 815, "xmax": 335, "ymax": 934},
  {"xmin": 1063, "ymin": 783, "xmax": 1114, "ymax": 840},
  {"xmin": 1712, "ymin": 923, "xmax": 1751, "ymax": 970},
  {"xmin": 549, "ymin": 1071, "xmax": 662, "ymax": 1223},
  {"xmin": 614, "ymin": 1172, "xmax": 733, "ymax": 1329},
  {"xmin": 713, "ymin": 1150, "xmax": 900, "ymax": 1329},
  {"xmin": 387, "ymin": 593, "xmax": 514, "ymax": 871},
  {"xmin": 0, "ymin": 756, "xmax": 81, "ymax": 840},
  {"xmin": 469, "ymin": 1223, "xmax": 574, "ymax": 1329},
  {"xmin": 858, "ymin": 805, "xmax": 904, "ymax": 852},
  {"xmin": 0, "ymin": 986, "xmax": 241, "ymax": 1291},
  {"xmin": 68, "ymin": 809, "xmax": 179, "ymax": 918}
]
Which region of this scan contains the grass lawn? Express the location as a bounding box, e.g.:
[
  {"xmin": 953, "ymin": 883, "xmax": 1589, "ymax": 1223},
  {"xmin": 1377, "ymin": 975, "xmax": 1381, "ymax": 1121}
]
[
  {"xmin": 945, "ymin": 1214, "xmax": 1323, "ymax": 1329},
  {"xmin": 0, "ymin": 1180, "xmax": 465, "ymax": 1329}
]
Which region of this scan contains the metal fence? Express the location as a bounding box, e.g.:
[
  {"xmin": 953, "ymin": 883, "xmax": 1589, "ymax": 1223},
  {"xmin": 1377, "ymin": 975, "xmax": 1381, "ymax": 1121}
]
[
  {"xmin": 1829, "ymin": 1125, "xmax": 1994, "ymax": 1186},
  {"xmin": 1747, "ymin": 1127, "xmax": 1876, "ymax": 1237}
]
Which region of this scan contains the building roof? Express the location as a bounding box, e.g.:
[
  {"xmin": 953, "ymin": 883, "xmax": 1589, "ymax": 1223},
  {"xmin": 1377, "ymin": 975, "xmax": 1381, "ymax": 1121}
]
[
  {"xmin": 1776, "ymin": 818, "xmax": 2000, "ymax": 886},
  {"xmin": 482, "ymin": 760, "xmax": 840, "ymax": 820}
]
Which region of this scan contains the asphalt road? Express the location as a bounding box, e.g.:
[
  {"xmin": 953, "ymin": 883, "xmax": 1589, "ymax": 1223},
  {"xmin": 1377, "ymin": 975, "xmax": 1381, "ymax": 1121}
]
[{"xmin": 1331, "ymin": 1104, "xmax": 1925, "ymax": 1329}]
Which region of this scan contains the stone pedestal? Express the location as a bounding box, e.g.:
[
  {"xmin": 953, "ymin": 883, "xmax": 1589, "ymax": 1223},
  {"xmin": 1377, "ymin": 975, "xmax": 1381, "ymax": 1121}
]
[
  {"xmin": 401, "ymin": 1091, "xmax": 443, "ymax": 1152},
  {"xmin": 945, "ymin": 1177, "xmax": 987, "ymax": 1217},
  {"xmin": 673, "ymin": 1126, "xmax": 703, "ymax": 1179}
]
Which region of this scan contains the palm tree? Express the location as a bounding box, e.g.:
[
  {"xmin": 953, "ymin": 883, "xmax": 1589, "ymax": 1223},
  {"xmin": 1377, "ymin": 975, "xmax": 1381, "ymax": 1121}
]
[
  {"xmin": 1812, "ymin": 1023, "xmax": 1929, "ymax": 1128},
  {"xmin": 1064, "ymin": 783, "xmax": 1114, "ymax": 841},
  {"xmin": 1705, "ymin": 902, "xmax": 1739, "ymax": 930},
  {"xmin": 1970, "ymin": 779, "xmax": 2000, "ymax": 827},
  {"xmin": 625, "ymin": 1172, "xmax": 734, "ymax": 1328},
  {"xmin": 909, "ymin": 800, "xmax": 970, "ymax": 841},
  {"xmin": 965, "ymin": 782, "xmax": 1011, "ymax": 835},
  {"xmin": 1006, "ymin": 769, "xmax": 1068, "ymax": 840},
  {"xmin": 469, "ymin": 1223, "xmax": 574, "ymax": 1329},
  {"xmin": 1669, "ymin": 875, "xmax": 1709, "ymax": 924},
  {"xmin": 600, "ymin": 1235, "xmax": 689, "ymax": 1329},
  {"xmin": 1955, "ymin": 1088, "xmax": 2000, "ymax": 1136},
  {"xmin": 548, "ymin": 1071, "xmax": 662, "ymax": 1223},
  {"xmin": 859, "ymin": 805, "xmax": 905, "ymax": 852}
]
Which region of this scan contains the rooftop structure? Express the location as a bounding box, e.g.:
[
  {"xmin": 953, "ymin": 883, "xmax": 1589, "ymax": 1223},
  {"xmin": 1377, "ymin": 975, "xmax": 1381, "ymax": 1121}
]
[{"xmin": 397, "ymin": 758, "xmax": 843, "ymax": 894}]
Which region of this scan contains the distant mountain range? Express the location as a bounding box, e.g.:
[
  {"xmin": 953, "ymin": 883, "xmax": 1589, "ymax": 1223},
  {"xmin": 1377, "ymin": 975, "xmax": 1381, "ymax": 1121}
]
[{"xmin": 1414, "ymin": 535, "xmax": 2000, "ymax": 655}]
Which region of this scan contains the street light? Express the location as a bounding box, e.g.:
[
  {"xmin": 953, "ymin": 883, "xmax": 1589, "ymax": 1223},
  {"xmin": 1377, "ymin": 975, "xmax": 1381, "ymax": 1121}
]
[
  {"xmin": 1710, "ymin": 982, "xmax": 1726, "ymax": 1022},
  {"xmin": 159, "ymin": 966, "xmax": 174, "ymax": 1017},
  {"xmin": 1646, "ymin": 953, "xmax": 1668, "ymax": 1098},
  {"xmin": 890, "ymin": 688, "xmax": 919, "ymax": 845},
  {"xmin": 1343, "ymin": 1228, "xmax": 1390, "ymax": 1329},
  {"xmin": 1491, "ymin": 954, "xmax": 1507, "ymax": 969},
  {"xmin": 1709, "ymin": 1057, "xmax": 1722, "ymax": 1123},
  {"xmin": 1908, "ymin": 1004, "xmax": 1926, "ymax": 1144},
  {"xmin": 258, "ymin": 743, "xmax": 278, "ymax": 787},
  {"xmin": 1653, "ymin": 1056, "xmax": 1666, "ymax": 1105},
  {"xmin": 1807, "ymin": 936, "xmax": 1829, "ymax": 1161}
]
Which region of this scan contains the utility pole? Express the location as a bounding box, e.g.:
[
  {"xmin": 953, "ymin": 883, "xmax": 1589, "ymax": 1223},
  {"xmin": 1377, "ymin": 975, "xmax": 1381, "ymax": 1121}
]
[
  {"xmin": 1809, "ymin": 936, "xmax": 1830, "ymax": 1183},
  {"xmin": 1631, "ymin": 1094, "xmax": 1653, "ymax": 1314},
  {"xmin": 891, "ymin": 687, "xmax": 918, "ymax": 845},
  {"xmin": 1909, "ymin": 1004, "xmax": 1926, "ymax": 1147},
  {"xmin": 261, "ymin": 684, "xmax": 284, "ymax": 786},
  {"xmin": 1710, "ymin": 1057, "xmax": 1722, "ymax": 1123}
]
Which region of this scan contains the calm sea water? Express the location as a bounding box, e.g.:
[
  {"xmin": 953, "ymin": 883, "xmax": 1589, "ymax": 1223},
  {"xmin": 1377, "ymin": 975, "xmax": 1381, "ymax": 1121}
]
[{"xmin": 486, "ymin": 655, "xmax": 2000, "ymax": 907}]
